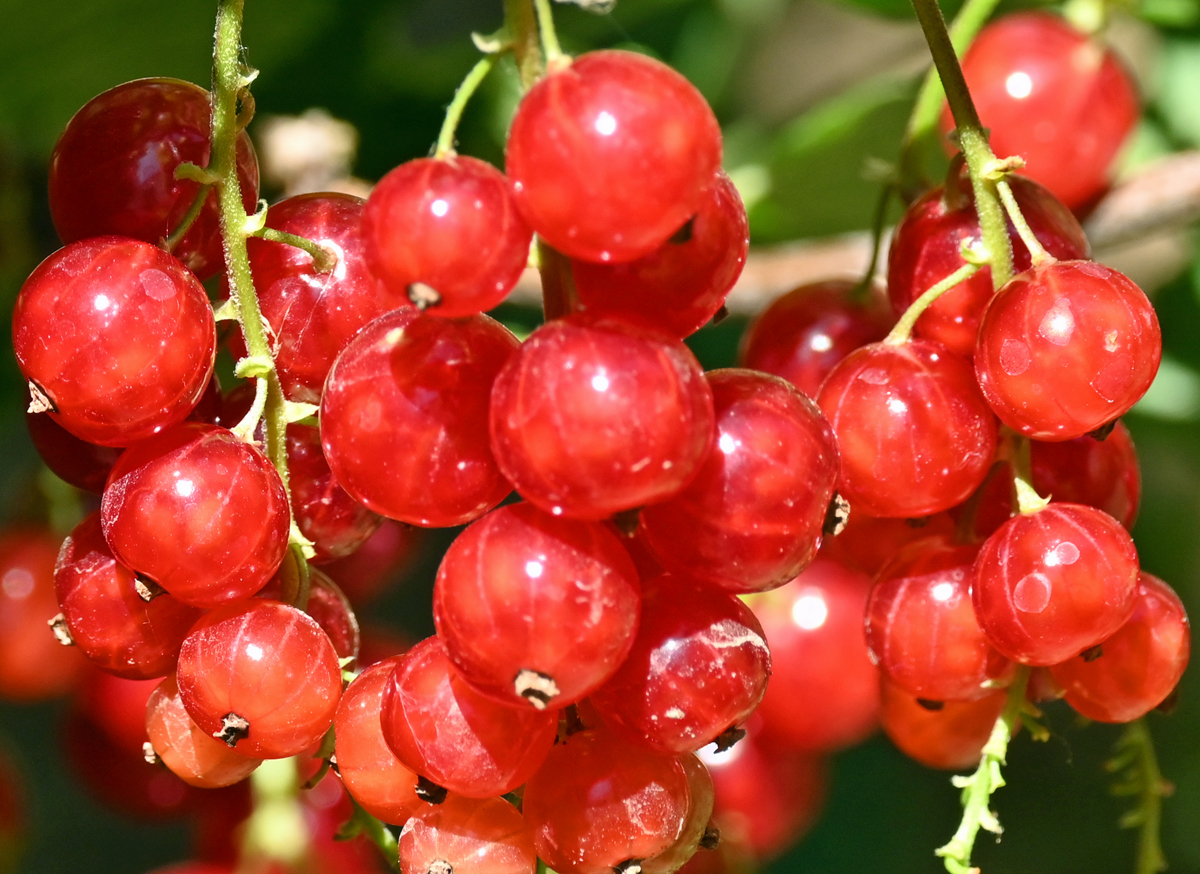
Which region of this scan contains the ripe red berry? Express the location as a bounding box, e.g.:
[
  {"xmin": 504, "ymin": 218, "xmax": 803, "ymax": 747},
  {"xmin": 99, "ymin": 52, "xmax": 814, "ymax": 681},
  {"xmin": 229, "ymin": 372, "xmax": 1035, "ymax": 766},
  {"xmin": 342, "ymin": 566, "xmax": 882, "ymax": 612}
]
[
  {"xmin": 865, "ymin": 536, "xmax": 1010, "ymax": 702},
  {"xmin": 819, "ymin": 511, "xmax": 956, "ymax": 578},
  {"xmin": 433, "ymin": 502, "xmax": 641, "ymax": 710},
  {"xmin": 101, "ymin": 423, "xmax": 290, "ymax": 608},
  {"xmin": 975, "ymin": 260, "xmax": 1161, "ymax": 440},
  {"xmin": 879, "ymin": 679, "xmax": 1007, "ymax": 770},
  {"xmin": 25, "ymin": 406, "xmax": 122, "ymax": 494},
  {"xmin": 256, "ymin": 566, "xmax": 360, "ymax": 665},
  {"xmin": 887, "ymin": 172, "xmax": 1088, "ymax": 357},
  {"xmin": 817, "ymin": 340, "xmax": 997, "ymax": 517},
  {"xmin": 398, "ymin": 794, "xmax": 538, "ymax": 874},
  {"xmin": 506, "ymin": 50, "xmax": 722, "ymax": 263},
  {"xmin": 332, "ymin": 656, "xmax": 424, "ymax": 825},
  {"xmin": 321, "ymin": 308, "xmax": 519, "ymax": 527},
  {"xmin": 489, "ymin": 313, "xmax": 714, "ymax": 519},
  {"xmin": 1030, "ymin": 421, "xmax": 1140, "ymax": 529},
  {"xmin": 13, "ymin": 237, "xmax": 216, "ymax": 446},
  {"xmin": 242, "ymin": 192, "xmax": 409, "ymax": 403},
  {"xmin": 380, "ymin": 636, "xmax": 559, "ymax": 798},
  {"xmin": 739, "ymin": 279, "xmax": 895, "ymax": 400},
  {"xmin": 572, "ymin": 171, "xmax": 749, "ymax": 338},
  {"xmin": 321, "ymin": 519, "xmax": 423, "ymax": 605},
  {"xmin": 951, "ymin": 12, "xmax": 1138, "ymax": 211},
  {"xmin": 750, "ymin": 558, "xmax": 880, "ymax": 753},
  {"xmin": 48, "ymin": 78, "xmax": 259, "ymax": 280},
  {"xmin": 523, "ymin": 727, "xmax": 692, "ymax": 874},
  {"xmin": 971, "ymin": 503, "xmax": 1140, "ymax": 666},
  {"xmin": 145, "ymin": 674, "xmax": 262, "ymax": 789},
  {"xmin": 55, "ymin": 512, "xmax": 202, "ymax": 679},
  {"xmin": 590, "ymin": 572, "xmax": 771, "ymax": 754},
  {"xmin": 644, "ymin": 754, "xmax": 715, "ymax": 874},
  {"xmin": 363, "ymin": 156, "xmax": 533, "ymax": 317},
  {"xmin": 1050, "ymin": 573, "xmax": 1189, "ymax": 722},
  {"xmin": 176, "ymin": 599, "xmax": 343, "ymax": 759}
]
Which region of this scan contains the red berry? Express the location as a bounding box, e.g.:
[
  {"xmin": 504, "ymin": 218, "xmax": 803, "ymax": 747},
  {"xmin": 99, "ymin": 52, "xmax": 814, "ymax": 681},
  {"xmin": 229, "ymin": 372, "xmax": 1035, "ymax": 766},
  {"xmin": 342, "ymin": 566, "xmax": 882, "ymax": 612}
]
[
  {"xmin": 951, "ymin": 12, "xmax": 1138, "ymax": 211},
  {"xmin": 819, "ymin": 511, "xmax": 956, "ymax": 578},
  {"xmin": 975, "ymin": 260, "xmax": 1161, "ymax": 440},
  {"xmin": 13, "ymin": 237, "xmax": 216, "ymax": 446},
  {"xmin": 817, "ymin": 340, "xmax": 997, "ymax": 517},
  {"xmin": 101, "ymin": 423, "xmax": 290, "ymax": 608},
  {"xmin": 55, "ymin": 512, "xmax": 202, "ymax": 679},
  {"xmin": 887, "ymin": 172, "xmax": 1088, "ymax": 357},
  {"xmin": 321, "ymin": 309, "xmax": 519, "ymax": 527},
  {"xmin": 865, "ymin": 536, "xmax": 1010, "ymax": 702},
  {"xmin": 48, "ymin": 78, "xmax": 259, "ymax": 280},
  {"xmin": 506, "ymin": 50, "xmax": 722, "ymax": 263},
  {"xmin": 750, "ymin": 558, "xmax": 880, "ymax": 753},
  {"xmin": 322, "ymin": 519, "xmax": 423, "ymax": 605},
  {"xmin": 363, "ymin": 156, "xmax": 533, "ymax": 317},
  {"xmin": 879, "ymin": 679, "xmax": 1006, "ymax": 770},
  {"xmin": 146, "ymin": 674, "xmax": 262, "ymax": 789},
  {"xmin": 590, "ymin": 572, "xmax": 771, "ymax": 754},
  {"xmin": 176, "ymin": 599, "xmax": 343, "ymax": 758},
  {"xmin": 257, "ymin": 566, "xmax": 360, "ymax": 665},
  {"xmin": 332, "ymin": 656, "xmax": 424, "ymax": 825},
  {"xmin": 1050, "ymin": 573, "xmax": 1189, "ymax": 722},
  {"xmin": 74, "ymin": 671, "xmax": 160, "ymax": 755},
  {"xmin": 242, "ymin": 192, "xmax": 409, "ymax": 403},
  {"xmin": 433, "ymin": 503, "xmax": 641, "ymax": 710},
  {"xmin": 25, "ymin": 405, "xmax": 122, "ymax": 494},
  {"xmin": 971, "ymin": 503, "xmax": 1140, "ymax": 666},
  {"xmin": 523, "ymin": 727, "xmax": 692, "ymax": 874},
  {"xmin": 398, "ymin": 794, "xmax": 537, "ymax": 874},
  {"xmin": 739, "ymin": 279, "xmax": 895, "ymax": 400},
  {"xmin": 643, "ymin": 754, "xmax": 716, "ymax": 874},
  {"xmin": 572, "ymin": 171, "xmax": 748, "ymax": 338},
  {"xmin": 490, "ymin": 313, "xmax": 714, "ymax": 519},
  {"xmin": 380, "ymin": 636, "xmax": 558, "ymax": 798},
  {"xmin": 639, "ymin": 369, "xmax": 839, "ymax": 593},
  {"xmin": 1030, "ymin": 421, "xmax": 1140, "ymax": 529}
]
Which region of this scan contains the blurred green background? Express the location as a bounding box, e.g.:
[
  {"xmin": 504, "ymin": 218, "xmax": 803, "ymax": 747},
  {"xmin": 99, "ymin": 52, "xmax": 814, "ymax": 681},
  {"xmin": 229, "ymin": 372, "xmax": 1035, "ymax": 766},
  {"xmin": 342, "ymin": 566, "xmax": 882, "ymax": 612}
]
[{"xmin": 3, "ymin": 0, "xmax": 1200, "ymax": 872}]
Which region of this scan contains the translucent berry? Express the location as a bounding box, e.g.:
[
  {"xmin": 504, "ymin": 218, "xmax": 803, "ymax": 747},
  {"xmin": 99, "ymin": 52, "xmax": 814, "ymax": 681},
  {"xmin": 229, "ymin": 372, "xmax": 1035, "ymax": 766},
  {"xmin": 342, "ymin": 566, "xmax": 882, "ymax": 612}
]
[
  {"xmin": 506, "ymin": 50, "xmax": 722, "ymax": 263},
  {"xmin": 398, "ymin": 794, "xmax": 537, "ymax": 874},
  {"xmin": 13, "ymin": 237, "xmax": 216, "ymax": 446},
  {"xmin": 25, "ymin": 406, "xmax": 122, "ymax": 494},
  {"xmin": 879, "ymin": 679, "xmax": 1006, "ymax": 770},
  {"xmin": 1030, "ymin": 421, "xmax": 1140, "ymax": 529},
  {"xmin": 643, "ymin": 754, "xmax": 715, "ymax": 874},
  {"xmin": 819, "ymin": 511, "xmax": 956, "ymax": 578}
]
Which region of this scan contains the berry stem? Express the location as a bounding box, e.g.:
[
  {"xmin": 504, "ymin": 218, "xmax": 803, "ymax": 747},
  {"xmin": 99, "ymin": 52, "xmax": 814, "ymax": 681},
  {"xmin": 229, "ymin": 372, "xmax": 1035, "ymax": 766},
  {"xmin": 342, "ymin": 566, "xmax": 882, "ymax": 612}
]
[
  {"xmin": 936, "ymin": 664, "xmax": 1031, "ymax": 874},
  {"xmin": 884, "ymin": 261, "xmax": 979, "ymax": 345},
  {"xmin": 338, "ymin": 796, "xmax": 400, "ymax": 872},
  {"xmin": 504, "ymin": 0, "xmax": 544, "ymax": 90},
  {"xmin": 533, "ymin": 0, "xmax": 566, "ymax": 68},
  {"xmin": 1109, "ymin": 719, "xmax": 1169, "ymax": 874},
  {"xmin": 996, "ymin": 179, "xmax": 1053, "ymax": 266},
  {"xmin": 242, "ymin": 757, "xmax": 309, "ymax": 865},
  {"xmin": 255, "ymin": 226, "xmax": 338, "ymax": 273},
  {"xmin": 1008, "ymin": 432, "xmax": 1050, "ymax": 515},
  {"xmin": 537, "ymin": 239, "xmax": 580, "ymax": 319},
  {"xmin": 435, "ymin": 53, "xmax": 501, "ymax": 159},
  {"xmin": 161, "ymin": 182, "xmax": 212, "ymax": 253},
  {"xmin": 850, "ymin": 183, "xmax": 893, "ymax": 301},
  {"xmin": 907, "ymin": 0, "xmax": 1014, "ymax": 289},
  {"xmin": 899, "ymin": 0, "xmax": 1002, "ymax": 197}
]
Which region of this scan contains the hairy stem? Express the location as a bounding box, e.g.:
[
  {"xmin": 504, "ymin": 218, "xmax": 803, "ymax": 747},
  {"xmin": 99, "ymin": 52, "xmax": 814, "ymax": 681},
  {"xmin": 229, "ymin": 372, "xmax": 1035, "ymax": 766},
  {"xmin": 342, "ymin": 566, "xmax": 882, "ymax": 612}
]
[
  {"xmin": 435, "ymin": 53, "xmax": 501, "ymax": 158},
  {"xmin": 533, "ymin": 0, "xmax": 565, "ymax": 66},
  {"xmin": 885, "ymin": 262, "xmax": 979, "ymax": 345},
  {"xmin": 1110, "ymin": 719, "xmax": 1169, "ymax": 874},
  {"xmin": 162, "ymin": 182, "xmax": 212, "ymax": 252},
  {"xmin": 504, "ymin": 0, "xmax": 543, "ymax": 90},
  {"xmin": 256, "ymin": 227, "xmax": 337, "ymax": 272},
  {"xmin": 996, "ymin": 179, "xmax": 1052, "ymax": 265}
]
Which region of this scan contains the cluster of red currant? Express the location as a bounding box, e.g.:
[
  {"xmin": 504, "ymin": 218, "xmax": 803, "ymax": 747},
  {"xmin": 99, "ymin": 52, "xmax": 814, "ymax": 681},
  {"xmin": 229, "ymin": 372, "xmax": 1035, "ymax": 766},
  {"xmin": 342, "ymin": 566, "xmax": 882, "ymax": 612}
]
[{"xmin": 1, "ymin": 1, "xmax": 1191, "ymax": 873}]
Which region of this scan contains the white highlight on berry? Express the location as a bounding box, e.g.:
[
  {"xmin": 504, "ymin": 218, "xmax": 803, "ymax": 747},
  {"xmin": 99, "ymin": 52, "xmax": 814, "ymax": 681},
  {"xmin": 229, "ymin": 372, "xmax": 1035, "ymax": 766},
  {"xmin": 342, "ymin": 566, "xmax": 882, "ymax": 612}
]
[
  {"xmin": 245, "ymin": 643, "xmax": 264, "ymax": 661},
  {"xmin": 591, "ymin": 372, "xmax": 610, "ymax": 392},
  {"xmin": 1005, "ymin": 71, "xmax": 1033, "ymax": 99},
  {"xmin": 175, "ymin": 478, "xmax": 196, "ymax": 498},
  {"xmin": 93, "ymin": 294, "xmax": 112, "ymax": 311},
  {"xmin": 430, "ymin": 199, "xmax": 449, "ymax": 217},
  {"xmin": 525, "ymin": 560, "xmax": 544, "ymax": 579},
  {"xmin": 791, "ymin": 590, "xmax": 828, "ymax": 630},
  {"xmin": 594, "ymin": 111, "xmax": 618, "ymax": 136},
  {"xmin": 810, "ymin": 332, "xmax": 834, "ymax": 353},
  {"xmin": 718, "ymin": 432, "xmax": 738, "ymax": 454},
  {"xmin": 931, "ymin": 581, "xmax": 956, "ymax": 602}
]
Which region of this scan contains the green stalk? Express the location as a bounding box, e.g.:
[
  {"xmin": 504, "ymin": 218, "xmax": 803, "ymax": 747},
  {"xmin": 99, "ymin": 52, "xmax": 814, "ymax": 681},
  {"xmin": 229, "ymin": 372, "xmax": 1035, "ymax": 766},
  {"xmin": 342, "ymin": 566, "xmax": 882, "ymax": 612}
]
[
  {"xmin": 435, "ymin": 53, "xmax": 501, "ymax": 158},
  {"xmin": 256, "ymin": 226, "xmax": 337, "ymax": 272},
  {"xmin": 884, "ymin": 261, "xmax": 979, "ymax": 345},
  {"xmin": 908, "ymin": 0, "xmax": 1013, "ymax": 289},
  {"xmin": 504, "ymin": 0, "xmax": 543, "ymax": 90},
  {"xmin": 1109, "ymin": 719, "xmax": 1170, "ymax": 874}
]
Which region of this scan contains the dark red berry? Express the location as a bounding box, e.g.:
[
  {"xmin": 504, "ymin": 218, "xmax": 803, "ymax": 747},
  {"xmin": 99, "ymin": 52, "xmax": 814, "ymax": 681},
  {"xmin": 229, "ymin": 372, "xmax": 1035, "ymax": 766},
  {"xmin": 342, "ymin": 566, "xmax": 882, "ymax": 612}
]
[{"xmin": 879, "ymin": 679, "xmax": 1006, "ymax": 770}]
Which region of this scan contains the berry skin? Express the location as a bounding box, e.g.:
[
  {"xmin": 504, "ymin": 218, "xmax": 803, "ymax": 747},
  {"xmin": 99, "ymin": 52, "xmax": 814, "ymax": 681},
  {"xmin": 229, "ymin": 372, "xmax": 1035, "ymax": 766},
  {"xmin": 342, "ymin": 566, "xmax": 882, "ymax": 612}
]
[
  {"xmin": 572, "ymin": 171, "xmax": 749, "ymax": 338},
  {"xmin": 321, "ymin": 309, "xmax": 519, "ymax": 528},
  {"xmin": 639, "ymin": 369, "xmax": 839, "ymax": 593},
  {"xmin": 523, "ymin": 728, "xmax": 692, "ymax": 874},
  {"xmin": 48, "ymin": 78, "xmax": 259, "ymax": 280},
  {"xmin": 489, "ymin": 313, "xmax": 714, "ymax": 519},
  {"xmin": 951, "ymin": 11, "xmax": 1139, "ymax": 211},
  {"xmin": 1031, "ymin": 421, "xmax": 1140, "ymax": 529},
  {"xmin": 433, "ymin": 502, "xmax": 641, "ymax": 710},
  {"xmin": 817, "ymin": 340, "xmax": 997, "ymax": 518},
  {"xmin": 379, "ymin": 636, "xmax": 559, "ymax": 798},
  {"xmin": 643, "ymin": 754, "xmax": 715, "ymax": 874},
  {"xmin": 332, "ymin": 656, "xmax": 425, "ymax": 826},
  {"xmin": 971, "ymin": 503, "xmax": 1140, "ymax": 666},
  {"xmin": 506, "ymin": 50, "xmax": 722, "ymax": 263},
  {"xmin": 1050, "ymin": 573, "xmax": 1190, "ymax": 722},
  {"xmin": 176, "ymin": 599, "xmax": 343, "ymax": 759},
  {"xmin": 975, "ymin": 260, "xmax": 1161, "ymax": 441},
  {"xmin": 241, "ymin": 192, "xmax": 410, "ymax": 403},
  {"xmin": 55, "ymin": 512, "xmax": 202, "ymax": 679},
  {"xmin": 363, "ymin": 156, "xmax": 533, "ymax": 317},
  {"xmin": 879, "ymin": 679, "xmax": 1007, "ymax": 770},
  {"xmin": 101, "ymin": 423, "xmax": 291, "ymax": 609},
  {"xmin": 819, "ymin": 511, "xmax": 956, "ymax": 579},
  {"xmin": 739, "ymin": 279, "xmax": 895, "ymax": 400},
  {"xmin": 398, "ymin": 794, "xmax": 537, "ymax": 874},
  {"xmin": 887, "ymin": 172, "xmax": 1088, "ymax": 357},
  {"xmin": 589, "ymin": 572, "xmax": 771, "ymax": 755},
  {"xmin": 13, "ymin": 237, "xmax": 216, "ymax": 447},
  {"xmin": 145, "ymin": 674, "xmax": 262, "ymax": 789},
  {"xmin": 25, "ymin": 406, "xmax": 122, "ymax": 494}
]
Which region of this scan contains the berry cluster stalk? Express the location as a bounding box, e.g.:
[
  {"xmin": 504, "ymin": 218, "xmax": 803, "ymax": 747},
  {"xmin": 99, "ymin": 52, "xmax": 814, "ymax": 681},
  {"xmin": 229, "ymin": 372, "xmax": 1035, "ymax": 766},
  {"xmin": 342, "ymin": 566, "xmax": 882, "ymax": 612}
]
[{"xmin": 1109, "ymin": 719, "xmax": 1170, "ymax": 874}]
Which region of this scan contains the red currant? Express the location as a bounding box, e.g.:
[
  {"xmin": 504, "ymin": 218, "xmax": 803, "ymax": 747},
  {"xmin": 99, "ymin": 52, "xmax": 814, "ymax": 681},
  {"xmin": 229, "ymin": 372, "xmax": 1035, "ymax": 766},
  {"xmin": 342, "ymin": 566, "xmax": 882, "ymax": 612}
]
[
  {"xmin": 879, "ymin": 679, "xmax": 1006, "ymax": 770},
  {"xmin": 1030, "ymin": 421, "xmax": 1140, "ymax": 529},
  {"xmin": 398, "ymin": 794, "xmax": 537, "ymax": 874}
]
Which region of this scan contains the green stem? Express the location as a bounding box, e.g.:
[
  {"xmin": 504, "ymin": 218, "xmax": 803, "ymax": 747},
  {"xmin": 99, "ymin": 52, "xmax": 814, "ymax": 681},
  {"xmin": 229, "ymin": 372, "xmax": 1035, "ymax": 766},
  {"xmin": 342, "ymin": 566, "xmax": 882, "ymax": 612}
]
[
  {"xmin": 162, "ymin": 183, "xmax": 212, "ymax": 253},
  {"xmin": 243, "ymin": 758, "xmax": 308, "ymax": 865},
  {"xmin": 996, "ymin": 179, "xmax": 1052, "ymax": 265},
  {"xmin": 851, "ymin": 183, "xmax": 893, "ymax": 301},
  {"xmin": 1009, "ymin": 433, "xmax": 1050, "ymax": 514},
  {"xmin": 899, "ymin": 0, "xmax": 1002, "ymax": 196},
  {"xmin": 936, "ymin": 665, "xmax": 1032, "ymax": 874},
  {"xmin": 1110, "ymin": 719, "xmax": 1169, "ymax": 874},
  {"xmin": 504, "ymin": 0, "xmax": 543, "ymax": 90},
  {"xmin": 908, "ymin": 0, "xmax": 1013, "ymax": 289},
  {"xmin": 340, "ymin": 798, "xmax": 400, "ymax": 872},
  {"xmin": 434, "ymin": 53, "xmax": 501, "ymax": 158},
  {"xmin": 533, "ymin": 0, "xmax": 565, "ymax": 67},
  {"xmin": 256, "ymin": 226, "xmax": 337, "ymax": 272},
  {"xmin": 885, "ymin": 262, "xmax": 979, "ymax": 345}
]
